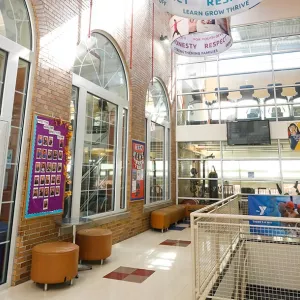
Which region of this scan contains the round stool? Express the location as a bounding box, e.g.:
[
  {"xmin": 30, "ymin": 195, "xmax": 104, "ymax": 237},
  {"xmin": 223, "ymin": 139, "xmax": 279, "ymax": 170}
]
[
  {"xmin": 31, "ymin": 242, "xmax": 79, "ymax": 291},
  {"xmin": 76, "ymin": 228, "xmax": 112, "ymax": 264}
]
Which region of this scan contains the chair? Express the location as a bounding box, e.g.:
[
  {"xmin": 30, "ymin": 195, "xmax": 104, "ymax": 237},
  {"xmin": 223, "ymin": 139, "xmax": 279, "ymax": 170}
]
[
  {"xmin": 76, "ymin": 228, "xmax": 112, "ymax": 264},
  {"xmin": 210, "ymin": 87, "xmax": 236, "ymax": 124},
  {"xmin": 264, "ymin": 84, "xmax": 290, "ymax": 120},
  {"xmin": 31, "ymin": 242, "xmax": 79, "ymax": 291},
  {"xmin": 236, "ymin": 85, "xmax": 261, "ymax": 120},
  {"xmin": 289, "ymin": 83, "xmax": 300, "ymax": 118}
]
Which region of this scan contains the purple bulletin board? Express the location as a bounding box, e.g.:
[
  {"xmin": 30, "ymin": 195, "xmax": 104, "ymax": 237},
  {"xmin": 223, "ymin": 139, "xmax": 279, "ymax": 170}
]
[{"xmin": 25, "ymin": 115, "xmax": 69, "ymax": 219}]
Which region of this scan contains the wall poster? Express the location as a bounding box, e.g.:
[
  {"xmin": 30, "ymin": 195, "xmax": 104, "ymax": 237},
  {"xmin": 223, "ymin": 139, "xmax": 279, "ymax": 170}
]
[
  {"xmin": 248, "ymin": 195, "xmax": 300, "ymax": 236},
  {"xmin": 288, "ymin": 122, "xmax": 300, "ymax": 151},
  {"xmin": 25, "ymin": 114, "xmax": 71, "ymax": 219},
  {"xmin": 131, "ymin": 140, "xmax": 145, "ymax": 201}
]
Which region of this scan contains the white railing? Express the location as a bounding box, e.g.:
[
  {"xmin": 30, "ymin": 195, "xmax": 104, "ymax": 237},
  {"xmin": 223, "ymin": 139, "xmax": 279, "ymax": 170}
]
[{"xmin": 191, "ymin": 194, "xmax": 300, "ymax": 300}]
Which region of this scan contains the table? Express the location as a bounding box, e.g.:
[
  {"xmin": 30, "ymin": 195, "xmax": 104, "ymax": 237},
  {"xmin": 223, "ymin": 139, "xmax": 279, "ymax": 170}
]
[{"xmin": 56, "ymin": 217, "xmax": 93, "ymax": 271}]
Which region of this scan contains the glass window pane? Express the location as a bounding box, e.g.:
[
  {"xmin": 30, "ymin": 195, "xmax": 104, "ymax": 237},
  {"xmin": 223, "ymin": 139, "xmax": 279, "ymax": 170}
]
[
  {"xmin": 150, "ymin": 122, "xmax": 165, "ymax": 203},
  {"xmin": 282, "ymin": 160, "xmax": 300, "ymax": 180},
  {"xmin": 178, "ymin": 142, "xmax": 221, "ymax": 160},
  {"xmin": 0, "ymin": 50, "xmax": 7, "ymax": 113},
  {"xmin": 222, "ymin": 141, "xmax": 279, "ymax": 159},
  {"xmin": 178, "ymin": 179, "xmax": 222, "ymax": 201},
  {"xmin": 0, "ymin": 243, "xmax": 9, "ymax": 284},
  {"xmin": 220, "ymin": 39, "xmax": 271, "ymax": 59},
  {"xmin": 0, "ymin": 0, "xmax": 32, "ymax": 49},
  {"xmin": 120, "ymin": 109, "xmax": 127, "ymax": 209},
  {"xmin": 73, "ymin": 32, "xmax": 127, "ymax": 101},
  {"xmin": 81, "ymin": 93, "xmax": 117, "ymax": 216},
  {"xmin": 146, "ymin": 78, "xmax": 169, "ymax": 123}
]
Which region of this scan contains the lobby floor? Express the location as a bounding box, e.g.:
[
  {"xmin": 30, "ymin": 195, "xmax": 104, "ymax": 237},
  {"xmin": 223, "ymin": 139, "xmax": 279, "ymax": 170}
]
[{"xmin": 0, "ymin": 226, "xmax": 193, "ymax": 300}]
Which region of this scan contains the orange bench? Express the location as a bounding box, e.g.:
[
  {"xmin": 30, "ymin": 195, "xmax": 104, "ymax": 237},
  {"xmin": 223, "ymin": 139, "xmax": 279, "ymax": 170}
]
[{"xmin": 151, "ymin": 205, "xmax": 186, "ymax": 232}]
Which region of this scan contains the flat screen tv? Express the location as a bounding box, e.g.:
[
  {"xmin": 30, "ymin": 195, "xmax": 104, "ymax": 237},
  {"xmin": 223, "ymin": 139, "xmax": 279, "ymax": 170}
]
[{"xmin": 227, "ymin": 120, "xmax": 271, "ymax": 146}]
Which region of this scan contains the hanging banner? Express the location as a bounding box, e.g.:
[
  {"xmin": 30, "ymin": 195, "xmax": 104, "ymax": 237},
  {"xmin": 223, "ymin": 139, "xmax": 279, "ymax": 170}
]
[
  {"xmin": 25, "ymin": 115, "xmax": 70, "ymax": 219},
  {"xmin": 131, "ymin": 140, "xmax": 145, "ymax": 201},
  {"xmin": 170, "ymin": 16, "xmax": 232, "ymax": 56},
  {"xmin": 157, "ymin": 0, "xmax": 262, "ymax": 20},
  {"xmin": 248, "ymin": 195, "xmax": 300, "ymax": 236},
  {"xmin": 288, "ymin": 122, "xmax": 300, "ymax": 151}
]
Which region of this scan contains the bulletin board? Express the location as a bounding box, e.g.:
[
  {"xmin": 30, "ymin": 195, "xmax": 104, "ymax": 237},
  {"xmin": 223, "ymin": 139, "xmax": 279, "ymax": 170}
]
[
  {"xmin": 25, "ymin": 114, "xmax": 71, "ymax": 219},
  {"xmin": 131, "ymin": 140, "xmax": 145, "ymax": 201}
]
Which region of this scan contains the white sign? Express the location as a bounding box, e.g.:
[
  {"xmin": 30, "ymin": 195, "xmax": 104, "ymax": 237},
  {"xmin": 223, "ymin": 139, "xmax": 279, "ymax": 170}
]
[
  {"xmin": 170, "ymin": 17, "xmax": 232, "ymax": 56},
  {"xmin": 157, "ymin": 0, "xmax": 263, "ymax": 20}
]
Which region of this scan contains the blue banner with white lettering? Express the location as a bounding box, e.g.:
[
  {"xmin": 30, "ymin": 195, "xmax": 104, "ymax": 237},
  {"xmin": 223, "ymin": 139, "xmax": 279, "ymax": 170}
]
[
  {"xmin": 248, "ymin": 195, "xmax": 300, "ymax": 236},
  {"xmin": 157, "ymin": 0, "xmax": 263, "ymax": 20}
]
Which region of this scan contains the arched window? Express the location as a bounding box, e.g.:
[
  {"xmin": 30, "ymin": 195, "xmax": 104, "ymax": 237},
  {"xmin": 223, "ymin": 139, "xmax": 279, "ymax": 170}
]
[
  {"xmin": 0, "ymin": 0, "xmax": 32, "ymax": 49},
  {"xmin": 69, "ymin": 31, "xmax": 128, "ymax": 218},
  {"xmin": 145, "ymin": 78, "xmax": 171, "ymax": 204},
  {"xmin": 73, "ymin": 32, "xmax": 127, "ymax": 101},
  {"xmin": 0, "ymin": 0, "xmax": 34, "ymax": 287}
]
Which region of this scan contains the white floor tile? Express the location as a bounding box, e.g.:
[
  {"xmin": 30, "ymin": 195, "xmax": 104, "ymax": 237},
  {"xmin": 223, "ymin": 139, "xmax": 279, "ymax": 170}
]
[{"xmin": 0, "ymin": 228, "xmax": 193, "ymax": 300}]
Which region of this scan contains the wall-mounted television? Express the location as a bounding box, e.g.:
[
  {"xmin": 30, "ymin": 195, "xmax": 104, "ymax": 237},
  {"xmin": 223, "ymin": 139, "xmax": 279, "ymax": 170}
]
[{"xmin": 227, "ymin": 120, "xmax": 271, "ymax": 146}]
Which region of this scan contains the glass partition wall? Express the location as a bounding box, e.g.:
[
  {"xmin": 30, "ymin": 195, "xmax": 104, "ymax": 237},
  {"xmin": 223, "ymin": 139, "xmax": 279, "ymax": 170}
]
[
  {"xmin": 178, "ymin": 140, "xmax": 300, "ymax": 204},
  {"xmin": 177, "ymin": 18, "xmax": 300, "ymax": 125},
  {"xmin": 176, "ymin": 18, "xmax": 300, "ymax": 204}
]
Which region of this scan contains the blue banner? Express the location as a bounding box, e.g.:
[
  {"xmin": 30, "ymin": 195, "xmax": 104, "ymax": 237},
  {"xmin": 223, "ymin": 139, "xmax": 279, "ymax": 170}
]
[{"xmin": 248, "ymin": 195, "xmax": 300, "ymax": 236}]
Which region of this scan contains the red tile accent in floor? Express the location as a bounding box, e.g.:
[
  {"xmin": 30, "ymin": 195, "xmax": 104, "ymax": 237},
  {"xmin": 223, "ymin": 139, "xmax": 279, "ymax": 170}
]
[
  {"xmin": 103, "ymin": 267, "xmax": 155, "ymax": 283},
  {"xmin": 160, "ymin": 239, "xmax": 191, "ymax": 247},
  {"xmin": 123, "ymin": 274, "xmax": 147, "ymax": 283},
  {"xmin": 103, "ymin": 271, "xmax": 128, "ymax": 280},
  {"xmin": 132, "ymin": 269, "xmax": 155, "ymax": 277}
]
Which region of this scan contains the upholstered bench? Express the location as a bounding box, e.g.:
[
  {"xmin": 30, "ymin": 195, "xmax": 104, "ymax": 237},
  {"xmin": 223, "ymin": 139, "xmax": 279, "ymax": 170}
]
[
  {"xmin": 31, "ymin": 242, "xmax": 79, "ymax": 291},
  {"xmin": 151, "ymin": 205, "xmax": 186, "ymax": 232},
  {"xmin": 76, "ymin": 228, "xmax": 112, "ymax": 264},
  {"xmin": 184, "ymin": 204, "xmax": 208, "ymax": 218}
]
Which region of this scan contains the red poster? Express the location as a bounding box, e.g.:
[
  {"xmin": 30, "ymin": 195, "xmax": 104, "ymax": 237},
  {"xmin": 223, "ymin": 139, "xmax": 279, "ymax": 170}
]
[{"xmin": 131, "ymin": 140, "xmax": 145, "ymax": 201}]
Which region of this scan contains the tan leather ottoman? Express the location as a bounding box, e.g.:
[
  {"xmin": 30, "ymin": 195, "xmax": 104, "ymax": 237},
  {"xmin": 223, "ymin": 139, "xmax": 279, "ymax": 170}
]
[
  {"xmin": 76, "ymin": 228, "xmax": 112, "ymax": 264},
  {"xmin": 31, "ymin": 242, "xmax": 79, "ymax": 291}
]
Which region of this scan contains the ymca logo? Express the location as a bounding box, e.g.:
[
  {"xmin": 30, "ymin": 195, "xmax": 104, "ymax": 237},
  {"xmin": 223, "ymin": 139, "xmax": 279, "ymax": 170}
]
[{"xmin": 257, "ymin": 206, "xmax": 267, "ymax": 215}]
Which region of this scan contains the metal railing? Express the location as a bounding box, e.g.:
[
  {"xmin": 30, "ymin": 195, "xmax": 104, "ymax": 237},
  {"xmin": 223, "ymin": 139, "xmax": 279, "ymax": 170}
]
[{"xmin": 191, "ymin": 194, "xmax": 300, "ymax": 300}]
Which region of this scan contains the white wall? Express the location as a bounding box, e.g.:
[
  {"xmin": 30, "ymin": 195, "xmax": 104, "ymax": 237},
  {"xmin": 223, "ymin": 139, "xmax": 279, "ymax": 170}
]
[
  {"xmin": 176, "ymin": 120, "xmax": 296, "ymax": 142},
  {"xmin": 231, "ymin": 0, "xmax": 300, "ymax": 26}
]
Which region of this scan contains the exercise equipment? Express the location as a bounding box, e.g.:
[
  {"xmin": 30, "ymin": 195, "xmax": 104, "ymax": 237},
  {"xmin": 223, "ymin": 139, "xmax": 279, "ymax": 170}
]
[
  {"xmin": 237, "ymin": 85, "xmax": 261, "ymax": 120},
  {"xmin": 208, "ymin": 166, "xmax": 219, "ymax": 199},
  {"xmin": 264, "ymin": 84, "xmax": 290, "ymax": 119},
  {"xmin": 211, "ymin": 87, "xmax": 235, "ymax": 124},
  {"xmin": 289, "ymin": 83, "xmax": 300, "ymax": 118},
  {"xmin": 190, "ymin": 166, "xmax": 199, "ymax": 198},
  {"xmin": 200, "ymin": 153, "xmax": 215, "ymax": 198},
  {"xmin": 187, "ymin": 90, "xmax": 210, "ymax": 125}
]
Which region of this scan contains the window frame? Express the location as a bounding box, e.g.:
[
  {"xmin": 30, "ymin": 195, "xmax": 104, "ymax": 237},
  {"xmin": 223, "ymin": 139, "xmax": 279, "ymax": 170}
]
[
  {"xmin": 71, "ymin": 30, "xmax": 129, "ymax": 219},
  {"xmin": 145, "ymin": 77, "xmax": 171, "ymax": 206}
]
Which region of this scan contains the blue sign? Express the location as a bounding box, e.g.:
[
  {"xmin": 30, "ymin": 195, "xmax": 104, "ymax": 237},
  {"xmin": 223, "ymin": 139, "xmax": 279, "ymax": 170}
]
[{"xmin": 248, "ymin": 195, "xmax": 300, "ymax": 236}]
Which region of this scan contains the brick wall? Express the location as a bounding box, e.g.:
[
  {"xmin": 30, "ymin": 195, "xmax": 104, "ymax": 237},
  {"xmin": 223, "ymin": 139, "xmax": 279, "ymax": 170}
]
[{"xmin": 12, "ymin": 0, "xmax": 176, "ymax": 285}]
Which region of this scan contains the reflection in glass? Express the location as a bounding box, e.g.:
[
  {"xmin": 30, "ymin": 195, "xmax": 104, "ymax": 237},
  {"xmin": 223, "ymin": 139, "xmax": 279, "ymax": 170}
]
[
  {"xmin": 0, "ymin": 0, "xmax": 32, "ymax": 49},
  {"xmin": 149, "ymin": 123, "xmax": 165, "ymax": 203},
  {"xmin": 73, "ymin": 32, "xmax": 127, "ymax": 101},
  {"xmin": 81, "ymin": 93, "xmax": 117, "ymax": 216}
]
